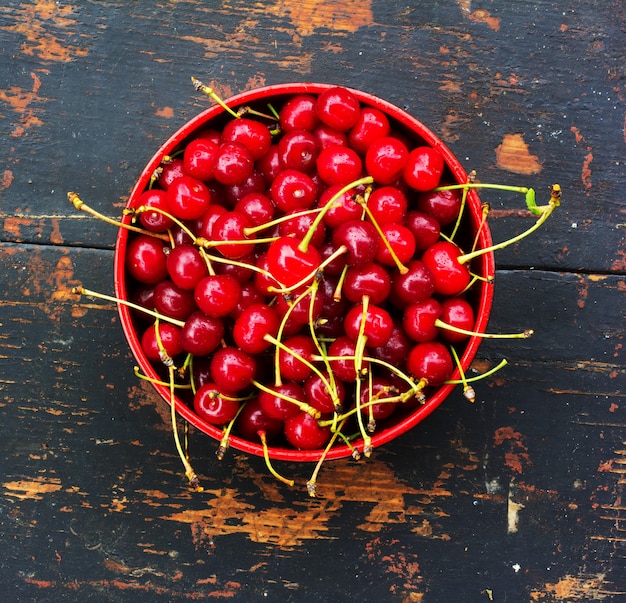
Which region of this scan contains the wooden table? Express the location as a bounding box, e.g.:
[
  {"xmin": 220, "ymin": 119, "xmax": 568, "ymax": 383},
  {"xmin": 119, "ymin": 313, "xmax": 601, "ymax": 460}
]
[{"xmin": 1, "ymin": 1, "xmax": 624, "ymax": 601}]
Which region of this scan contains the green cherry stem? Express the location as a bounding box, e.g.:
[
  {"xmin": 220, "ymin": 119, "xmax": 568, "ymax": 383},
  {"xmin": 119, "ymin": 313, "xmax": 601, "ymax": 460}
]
[
  {"xmin": 251, "ymin": 380, "xmax": 321, "ymax": 419},
  {"xmin": 445, "ymin": 358, "xmax": 509, "ymax": 385},
  {"xmin": 306, "ymin": 417, "xmax": 349, "ymax": 497},
  {"xmin": 298, "ymin": 176, "xmax": 374, "ymax": 252},
  {"xmin": 449, "ymin": 345, "xmax": 474, "ymax": 403},
  {"xmin": 191, "ymin": 77, "xmax": 239, "ymax": 119},
  {"xmin": 435, "ymin": 319, "xmax": 533, "ymax": 339},
  {"xmin": 259, "ymin": 430, "xmax": 295, "ymax": 487}
]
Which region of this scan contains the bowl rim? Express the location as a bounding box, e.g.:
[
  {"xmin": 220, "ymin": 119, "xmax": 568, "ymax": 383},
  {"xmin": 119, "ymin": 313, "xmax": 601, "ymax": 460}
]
[{"xmin": 114, "ymin": 82, "xmax": 495, "ymax": 462}]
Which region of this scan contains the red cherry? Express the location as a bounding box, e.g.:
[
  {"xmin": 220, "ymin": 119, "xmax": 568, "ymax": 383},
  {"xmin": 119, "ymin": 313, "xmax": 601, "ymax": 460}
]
[
  {"xmin": 278, "ymin": 129, "xmax": 320, "ymax": 173},
  {"xmin": 153, "ymin": 279, "xmax": 197, "ymax": 321},
  {"xmin": 181, "ymin": 311, "xmax": 224, "ymax": 356},
  {"xmin": 279, "ymin": 210, "xmax": 326, "ymax": 248},
  {"xmin": 258, "ymin": 382, "xmax": 303, "ymax": 421},
  {"xmin": 315, "ymin": 86, "xmax": 361, "ymax": 132},
  {"xmin": 212, "ymin": 142, "xmax": 254, "ymax": 186},
  {"xmin": 126, "ymin": 235, "xmax": 169, "ymax": 284},
  {"xmin": 135, "ymin": 189, "xmax": 175, "ymax": 232},
  {"xmin": 417, "ymin": 188, "xmax": 462, "ymax": 226},
  {"xmin": 304, "ymin": 372, "xmax": 345, "ymax": 415},
  {"xmin": 369, "ymin": 320, "xmax": 410, "ymax": 367},
  {"xmin": 279, "ymin": 94, "xmax": 319, "ymax": 132},
  {"xmin": 439, "ymin": 297, "xmax": 475, "ymax": 343},
  {"xmin": 141, "ymin": 322, "xmax": 183, "ymax": 363},
  {"xmin": 404, "ymin": 210, "xmax": 441, "ymax": 250},
  {"xmin": 193, "ymin": 383, "xmax": 240, "ymax": 425},
  {"xmin": 266, "ymin": 236, "xmax": 321, "ymax": 289},
  {"xmin": 343, "ymin": 263, "xmax": 392, "ymax": 305},
  {"xmin": 421, "ymin": 241, "xmax": 471, "ymax": 296},
  {"xmin": 194, "ymin": 274, "xmax": 241, "ymax": 317},
  {"xmin": 234, "ymin": 192, "xmax": 275, "ymax": 227},
  {"xmin": 318, "ymin": 184, "xmax": 363, "ymax": 228},
  {"xmin": 284, "ymin": 412, "xmax": 331, "ymax": 450},
  {"xmin": 256, "ymin": 144, "xmax": 282, "ymax": 185},
  {"xmin": 403, "ymin": 146, "xmax": 445, "ymax": 192},
  {"xmin": 375, "ymin": 222, "xmax": 416, "ymax": 267},
  {"xmin": 210, "ymin": 346, "xmax": 256, "ymax": 392},
  {"xmin": 313, "ymin": 123, "xmax": 348, "ymax": 150},
  {"xmin": 403, "ymin": 298, "xmax": 442, "ymax": 343},
  {"xmin": 158, "ymin": 157, "xmax": 185, "ymax": 190},
  {"xmin": 167, "ymin": 175, "xmax": 211, "ymax": 220},
  {"xmin": 328, "ymin": 336, "xmax": 361, "ymax": 382},
  {"xmin": 211, "ymin": 211, "xmax": 256, "ymax": 260},
  {"xmin": 366, "ymin": 186, "xmax": 407, "ymax": 225},
  {"xmin": 232, "ymin": 303, "xmax": 280, "ymax": 354},
  {"xmin": 166, "ymin": 244, "xmax": 209, "ymax": 290},
  {"xmin": 277, "ymin": 334, "xmax": 316, "ymax": 382},
  {"xmin": 348, "ymin": 106, "xmax": 391, "ymax": 155},
  {"xmin": 331, "ymin": 219, "xmax": 379, "ymax": 267},
  {"xmin": 270, "ymin": 169, "xmax": 317, "ymax": 212},
  {"xmin": 316, "ymin": 145, "xmax": 363, "ymax": 186},
  {"xmin": 344, "ymin": 302, "xmax": 394, "ymax": 348},
  {"xmin": 406, "ymin": 341, "xmax": 453, "ymax": 386},
  {"xmin": 221, "ymin": 117, "xmax": 272, "ymax": 161},
  {"xmin": 236, "ymin": 398, "xmax": 283, "ymax": 443},
  {"xmin": 390, "ymin": 259, "xmax": 435, "ymax": 308},
  {"xmin": 365, "ymin": 136, "xmax": 409, "ymax": 185},
  {"xmin": 183, "ymin": 137, "xmax": 219, "ymax": 181},
  {"xmin": 360, "ymin": 376, "xmax": 397, "ymax": 421}
]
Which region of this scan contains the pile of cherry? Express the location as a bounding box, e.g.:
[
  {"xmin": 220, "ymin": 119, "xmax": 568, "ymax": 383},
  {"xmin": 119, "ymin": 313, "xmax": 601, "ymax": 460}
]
[{"xmin": 111, "ymin": 84, "xmax": 550, "ymax": 479}]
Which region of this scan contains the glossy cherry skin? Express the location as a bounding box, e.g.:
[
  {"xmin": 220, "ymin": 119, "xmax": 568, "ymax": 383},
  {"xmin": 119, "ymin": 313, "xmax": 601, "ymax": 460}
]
[
  {"xmin": 313, "ymin": 123, "xmax": 348, "ymax": 150},
  {"xmin": 257, "ymin": 382, "xmax": 303, "ymax": 421},
  {"xmin": 417, "ymin": 187, "xmax": 462, "ymax": 226},
  {"xmin": 304, "ymin": 372, "xmax": 346, "ymax": 415},
  {"xmin": 278, "ymin": 129, "xmax": 320, "ymax": 173},
  {"xmin": 331, "ymin": 219, "xmax": 379, "ymax": 267},
  {"xmin": 375, "ymin": 222, "xmax": 416, "ymax": 267},
  {"xmin": 316, "ymin": 145, "xmax": 363, "ymax": 186},
  {"xmin": 348, "ymin": 106, "xmax": 391, "ymax": 155},
  {"xmin": 212, "ymin": 142, "xmax": 254, "ymax": 186},
  {"xmin": 126, "ymin": 235, "xmax": 169, "ymax": 284},
  {"xmin": 211, "ymin": 211, "xmax": 256, "ymax": 260},
  {"xmin": 209, "ymin": 346, "xmax": 256, "ymax": 392},
  {"xmin": 270, "ymin": 169, "xmax": 317, "ymax": 212},
  {"xmin": 235, "ymin": 398, "xmax": 283, "ymax": 443},
  {"xmin": 166, "ymin": 244, "xmax": 209, "ymax": 290},
  {"xmin": 277, "ymin": 334, "xmax": 317, "ymax": 382},
  {"xmin": 366, "ymin": 186, "xmax": 407, "ymax": 225},
  {"xmin": 158, "ymin": 157, "xmax": 185, "ymax": 189},
  {"xmin": 421, "ymin": 241, "xmax": 471, "ymax": 296},
  {"xmin": 318, "ymin": 184, "xmax": 363, "ymax": 228},
  {"xmin": 194, "ymin": 274, "xmax": 241, "ymax": 317},
  {"xmin": 232, "ymin": 303, "xmax": 280, "ymax": 354},
  {"xmin": 166, "ymin": 175, "xmax": 211, "ymax": 220},
  {"xmin": 284, "ymin": 411, "xmax": 331, "ymax": 450},
  {"xmin": 234, "ymin": 192, "xmax": 275, "ymax": 227},
  {"xmin": 266, "ymin": 236, "xmax": 321, "ymax": 289},
  {"xmin": 406, "ymin": 341, "xmax": 453, "ymax": 386},
  {"xmin": 256, "ymin": 144, "xmax": 282, "ymax": 185},
  {"xmin": 278, "ymin": 210, "xmax": 326, "ymax": 248},
  {"xmin": 404, "ymin": 210, "xmax": 441, "ymax": 250},
  {"xmin": 439, "ymin": 297, "xmax": 475, "ymax": 343},
  {"xmin": 315, "ymin": 86, "xmax": 361, "ymax": 132},
  {"xmin": 183, "ymin": 137, "xmax": 219, "ymax": 181},
  {"xmin": 153, "ymin": 279, "xmax": 197, "ymax": 321},
  {"xmin": 403, "ymin": 298, "xmax": 442, "ymax": 343},
  {"xmin": 369, "ymin": 320, "xmax": 411, "ymax": 367},
  {"xmin": 343, "ymin": 263, "xmax": 391, "ymax": 305},
  {"xmin": 344, "ymin": 302, "xmax": 394, "ymax": 348},
  {"xmin": 365, "ymin": 136, "xmax": 409, "ymax": 185},
  {"xmin": 221, "ymin": 117, "xmax": 272, "ymax": 161},
  {"xmin": 135, "ymin": 189, "xmax": 175, "ymax": 232},
  {"xmin": 180, "ymin": 311, "xmax": 224, "ymax": 356},
  {"xmin": 279, "ymin": 94, "xmax": 319, "ymax": 132},
  {"xmin": 327, "ymin": 336, "xmax": 361, "ymax": 382},
  {"xmin": 390, "ymin": 259, "xmax": 436, "ymax": 308},
  {"xmin": 141, "ymin": 322, "xmax": 183, "ymax": 363},
  {"xmin": 193, "ymin": 383, "xmax": 240, "ymax": 425},
  {"xmin": 403, "ymin": 146, "xmax": 445, "ymax": 192},
  {"xmin": 360, "ymin": 376, "xmax": 397, "ymax": 421}
]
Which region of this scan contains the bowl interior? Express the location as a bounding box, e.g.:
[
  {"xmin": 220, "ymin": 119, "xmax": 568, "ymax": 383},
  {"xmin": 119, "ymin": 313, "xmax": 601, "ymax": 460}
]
[{"xmin": 114, "ymin": 83, "xmax": 495, "ymax": 462}]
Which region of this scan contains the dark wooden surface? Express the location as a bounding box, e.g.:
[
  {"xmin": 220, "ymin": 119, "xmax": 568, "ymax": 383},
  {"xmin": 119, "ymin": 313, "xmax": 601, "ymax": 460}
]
[{"xmin": 1, "ymin": 2, "xmax": 624, "ymax": 601}]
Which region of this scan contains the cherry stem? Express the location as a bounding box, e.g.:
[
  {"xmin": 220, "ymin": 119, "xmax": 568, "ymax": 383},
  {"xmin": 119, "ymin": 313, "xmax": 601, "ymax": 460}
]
[
  {"xmin": 457, "ymin": 188, "xmax": 560, "ymax": 265},
  {"xmin": 449, "ymin": 171, "xmax": 474, "ymax": 242},
  {"xmin": 354, "ymin": 295, "xmax": 372, "ymax": 456},
  {"xmin": 201, "ymin": 251, "xmax": 283, "ymax": 288},
  {"xmin": 68, "ymin": 192, "xmax": 169, "ymax": 241},
  {"xmin": 449, "ymin": 345, "xmax": 475, "ymax": 403},
  {"xmin": 357, "ymin": 197, "xmax": 409, "ymax": 274},
  {"xmin": 471, "ymin": 203, "xmax": 490, "ymax": 253},
  {"xmin": 434, "ymin": 319, "xmax": 533, "ymax": 339},
  {"xmin": 166, "ymin": 357, "xmax": 203, "ymax": 491},
  {"xmin": 307, "ymin": 418, "xmax": 349, "ymax": 497},
  {"xmin": 298, "ymin": 176, "xmax": 374, "ymax": 252},
  {"xmin": 191, "ymin": 76, "xmax": 239, "ymax": 119},
  {"xmin": 259, "ymin": 430, "xmax": 294, "ymax": 487},
  {"xmin": 132, "ymin": 204, "xmax": 197, "ymax": 242},
  {"xmin": 72, "ymin": 286, "xmax": 186, "ymax": 328},
  {"xmin": 133, "ymin": 366, "xmax": 192, "ymax": 389},
  {"xmin": 217, "ymin": 402, "xmax": 246, "ymax": 461},
  {"xmin": 445, "ymin": 359, "xmax": 508, "ymax": 385},
  {"xmin": 267, "ymin": 245, "xmax": 348, "ymax": 295},
  {"xmin": 243, "ymin": 207, "xmax": 322, "ymax": 237},
  {"xmin": 251, "ymin": 380, "xmax": 321, "ymax": 419}
]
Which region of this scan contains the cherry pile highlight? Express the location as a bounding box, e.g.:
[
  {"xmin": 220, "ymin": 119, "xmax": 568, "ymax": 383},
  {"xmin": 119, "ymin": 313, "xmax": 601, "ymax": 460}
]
[{"xmin": 69, "ymin": 81, "xmax": 560, "ymax": 494}]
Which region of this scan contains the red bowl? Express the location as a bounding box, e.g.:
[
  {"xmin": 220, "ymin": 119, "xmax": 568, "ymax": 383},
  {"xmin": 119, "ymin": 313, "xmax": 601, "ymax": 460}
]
[{"xmin": 114, "ymin": 83, "xmax": 495, "ymax": 462}]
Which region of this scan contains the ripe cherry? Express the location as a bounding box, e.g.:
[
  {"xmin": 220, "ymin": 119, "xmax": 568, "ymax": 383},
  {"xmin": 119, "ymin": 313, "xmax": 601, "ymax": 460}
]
[
  {"xmin": 404, "ymin": 210, "xmax": 441, "ymax": 250},
  {"xmin": 166, "ymin": 244, "xmax": 209, "ymax": 290},
  {"xmin": 212, "ymin": 142, "xmax": 254, "ymax": 186},
  {"xmin": 417, "ymin": 187, "xmax": 462, "ymax": 226},
  {"xmin": 403, "ymin": 146, "xmax": 444, "ymax": 192},
  {"xmin": 343, "ymin": 263, "xmax": 391, "ymax": 305},
  {"xmin": 141, "ymin": 322, "xmax": 183, "ymax": 363},
  {"xmin": 315, "ymin": 86, "xmax": 361, "ymax": 132},
  {"xmin": 331, "ymin": 219, "xmax": 379, "ymax": 267},
  {"xmin": 126, "ymin": 235, "xmax": 169, "ymax": 284},
  {"xmin": 266, "ymin": 236, "xmax": 321, "ymax": 289},
  {"xmin": 234, "ymin": 192, "xmax": 275, "ymax": 227},
  {"xmin": 421, "ymin": 241, "xmax": 471, "ymax": 296},
  {"xmin": 181, "ymin": 311, "xmax": 224, "ymax": 356},
  {"xmin": 211, "ymin": 211, "xmax": 256, "ymax": 260},
  {"xmin": 348, "ymin": 106, "xmax": 391, "ymax": 155},
  {"xmin": 183, "ymin": 137, "xmax": 219, "ymax": 181},
  {"xmin": 360, "ymin": 376, "xmax": 397, "ymax": 421},
  {"xmin": 258, "ymin": 382, "xmax": 304, "ymax": 421},
  {"xmin": 402, "ymin": 298, "xmax": 442, "ymax": 343},
  {"xmin": 366, "ymin": 186, "xmax": 407, "ymax": 225},
  {"xmin": 232, "ymin": 303, "xmax": 280, "ymax": 354},
  {"xmin": 193, "ymin": 383, "xmax": 240, "ymax": 425},
  {"xmin": 278, "ymin": 129, "xmax": 320, "ymax": 173},
  {"xmin": 284, "ymin": 411, "xmax": 331, "ymax": 450},
  {"xmin": 344, "ymin": 302, "xmax": 394, "ymax": 348},
  {"xmin": 194, "ymin": 274, "xmax": 241, "ymax": 317},
  {"xmin": 279, "ymin": 94, "xmax": 319, "ymax": 132},
  {"xmin": 406, "ymin": 341, "xmax": 453, "ymax": 386},
  {"xmin": 389, "ymin": 259, "xmax": 435, "ymax": 308},
  {"xmin": 221, "ymin": 117, "xmax": 272, "ymax": 160},
  {"xmin": 277, "ymin": 334, "xmax": 317, "ymax": 382},
  {"xmin": 210, "ymin": 346, "xmax": 256, "ymax": 392},
  {"xmin": 316, "ymin": 145, "xmax": 363, "ymax": 186},
  {"xmin": 236, "ymin": 398, "xmax": 283, "ymax": 443},
  {"xmin": 167, "ymin": 175, "xmax": 211, "ymax": 220},
  {"xmin": 135, "ymin": 189, "xmax": 175, "ymax": 232},
  {"xmin": 304, "ymin": 372, "xmax": 346, "ymax": 415},
  {"xmin": 365, "ymin": 136, "xmax": 409, "ymax": 185},
  {"xmin": 270, "ymin": 169, "xmax": 317, "ymax": 212},
  {"xmin": 153, "ymin": 279, "xmax": 196, "ymax": 321},
  {"xmin": 375, "ymin": 222, "xmax": 416, "ymax": 267},
  {"xmin": 318, "ymin": 184, "xmax": 363, "ymax": 228},
  {"xmin": 439, "ymin": 297, "xmax": 475, "ymax": 343}
]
